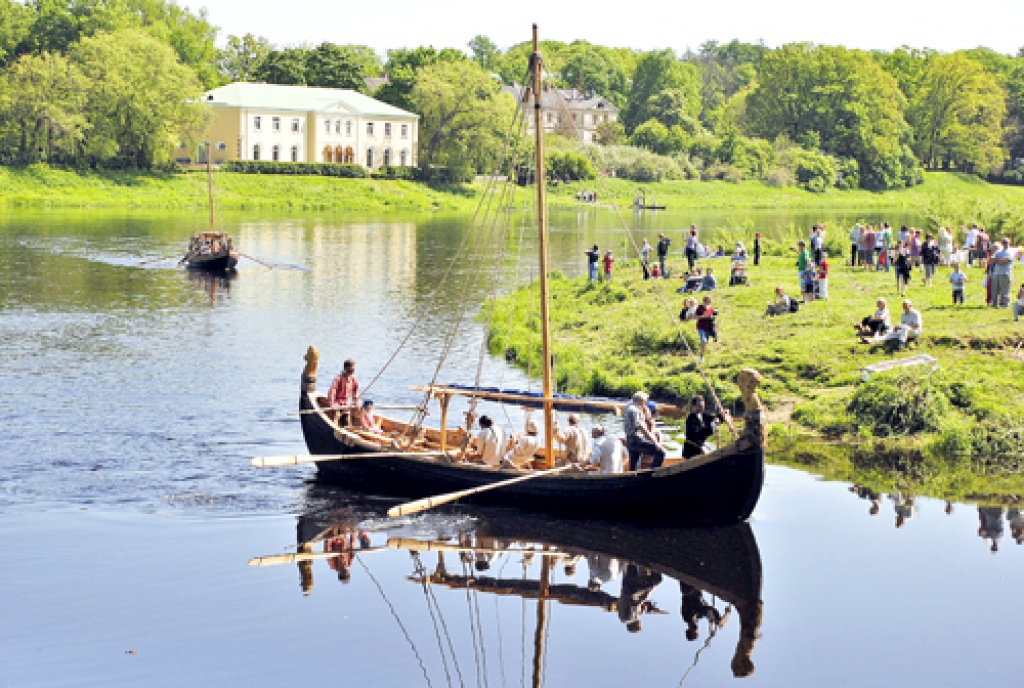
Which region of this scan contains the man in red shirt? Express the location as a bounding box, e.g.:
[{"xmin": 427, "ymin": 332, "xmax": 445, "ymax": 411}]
[
  {"xmin": 695, "ymin": 296, "xmax": 717, "ymax": 364},
  {"xmin": 328, "ymin": 359, "xmax": 359, "ymax": 425}
]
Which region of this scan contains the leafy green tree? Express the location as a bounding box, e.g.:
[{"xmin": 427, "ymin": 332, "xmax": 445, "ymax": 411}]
[
  {"xmin": 306, "ymin": 43, "xmax": 375, "ymax": 90},
  {"xmin": 596, "ymin": 119, "xmax": 625, "ymax": 145},
  {"xmin": 745, "ymin": 43, "xmax": 912, "ymax": 189},
  {"xmin": 0, "ymin": 0, "xmax": 34, "ymax": 67},
  {"xmin": 376, "ymin": 46, "xmax": 466, "ymax": 112},
  {"xmin": 870, "ymin": 46, "xmax": 935, "ymax": 103},
  {"xmin": 71, "ymin": 29, "xmax": 209, "ymax": 168},
  {"xmin": 219, "ymin": 33, "xmax": 271, "ymax": 82},
  {"xmin": 559, "ymin": 42, "xmax": 629, "ymax": 107},
  {"xmin": 467, "ymin": 35, "xmax": 498, "ymax": 70},
  {"xmin": 412, "ymin": 60, "xmax": 514, "ymax": 171},
  {"xmin": 623, "ymin": 49, "xmax": 701, "ymax": 133},
  {"xmin": 646, "ymin": 88, "xmax": 702, "ymax": 132},
  {"xmin": 631, "ymin": 119, "xmax": 670, "ymax": 155},
  {"xmin": 910, "ymin": 53, "xmax": 1006, "ymax": 173},
  {"xmin": 492, "ymin": 39, "xmax": 570, "ymax": 87},
  {"xmin": 0, "ymin": 51, "xmax": 88, "ymax": 164},
  {"xmin": 685, "ymin": 39, "xmax": 766, "ymax": 124},
  {"xmin": 257, "ymin": 46, "xmax": 309, "ymax": 85}
]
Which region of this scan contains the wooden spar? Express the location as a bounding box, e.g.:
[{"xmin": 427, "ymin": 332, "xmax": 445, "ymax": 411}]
[
  {"xmin": 386, "ymin": 537, "xmax": 564, "ymax": 557},
  {"xmin": 533, "ymin": 544, "xmax": 551, "ymax": 688},
  {"xmin": 386, "ymin": 463, "xmax": 576, "ymax": 518},
  {"xmin": 206, "ymin": 141, "xmax": 215, "ymax": 232},
  {"xmin": 252, "ymin": 451, "xmax": 447, "ymax": 467},
  {"xmin": 439, "ymin": 393, "xmax": 450, "ymax": 451},
  {"xmin": 409, "ymin": 385, "xmax": 629, "ymax": 415},
  {"xmin": 532, "ymin": 24, "xmax": 555, "ymax": 470},
  {"xmin": 248, "ymin": 546, "xmax": 387, "ymax": 566}
]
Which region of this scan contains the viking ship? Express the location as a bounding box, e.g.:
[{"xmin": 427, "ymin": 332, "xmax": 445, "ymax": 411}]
[
  {"xmin": 290, "ymin": 26, "xmax": 766, "ymax": 526},
  {"xmin": 181, "ymin": 142, "xmax": 239, "ymax": 272}
]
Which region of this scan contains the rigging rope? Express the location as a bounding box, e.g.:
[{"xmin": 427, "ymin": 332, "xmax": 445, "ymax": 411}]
[
  {"xmin": 549, "ymin": 88, "xmax": 737, "ymax": 437},
  {"xmin": 462, "ymin": 560, "xmax": 486, "ymax": 688},
  {"xmin": 412, "ymin": 552, "xmax": 457, "ymax": 688}
]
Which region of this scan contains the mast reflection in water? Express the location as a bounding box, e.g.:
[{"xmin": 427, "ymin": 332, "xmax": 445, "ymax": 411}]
[{"xmin": 252, "ymin": 488, "xmax": 764, "ymax": 685}]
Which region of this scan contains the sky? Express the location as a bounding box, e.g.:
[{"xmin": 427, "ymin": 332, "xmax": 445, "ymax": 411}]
[{"xmin": 197, "ymin": 0, "xmax": 1024, "ymax": 56}]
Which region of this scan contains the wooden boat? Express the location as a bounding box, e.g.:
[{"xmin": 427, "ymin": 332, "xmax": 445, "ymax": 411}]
[
  {"xmin": 181, "ymin": 143, "xmax": 239, "ymax": 272},
  {"xmin": 295, "ymin": 25, "xmax": 766, "ymax": 526},
  {"xmin": 633, "ymin": 203, "xmax": 667, "ymax": 210},
  {"xmin": 285, "ymin": 492, "xmax": 764, "ymax": 679}
]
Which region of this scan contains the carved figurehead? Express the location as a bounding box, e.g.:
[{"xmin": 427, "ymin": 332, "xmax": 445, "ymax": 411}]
[
  {"xmin": 303, "ymin": 345, "xmax": 320, "ymax": 391},
  {"xmin": 737, "ymin": 369, "xmax": 763, "ymax": 413}
]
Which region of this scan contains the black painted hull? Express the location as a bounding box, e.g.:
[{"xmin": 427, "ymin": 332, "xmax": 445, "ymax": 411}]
[
  {"xmin": 185, "ymin": 252, "xmax": 238, "ymax": 272},
  {"xmin": 300, "ymin": 391, "xmax": 765, "ymax": 526}
]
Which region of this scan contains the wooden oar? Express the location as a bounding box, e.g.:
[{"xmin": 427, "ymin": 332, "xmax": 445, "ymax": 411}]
[
  {"xmin": 138, "ymin": 253, "xmax": 181, "ymax": 265},
  {"xmin": 290, "ymin": 404, "xmax": 419, "ymax": 416},
  {"xmin": 386, "ymin": 537, "xmax": 564, "ymax": 556},
  {"xmin": 387, "ymin": 464, "xmax": 577, "ymax": 518},
  {"xmin": 238, "ymin": 252, "xmax": 276, "ymax": 269},
  {"xmin": 248, "ymin": 545, "xmax": 387, "ymax": 567},
  {"xmin": 252, "ymin": 450, "xmax": 447, "ymax": 468}
]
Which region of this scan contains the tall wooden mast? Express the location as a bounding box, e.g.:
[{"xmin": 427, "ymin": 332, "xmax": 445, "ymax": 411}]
[
  {"xmin": 532, "ymin": 24, "xmax": 555, "ymax": 470},
  {"xmin": 206, "ymin": 141, "xmax": 215, "ymax": 232}
]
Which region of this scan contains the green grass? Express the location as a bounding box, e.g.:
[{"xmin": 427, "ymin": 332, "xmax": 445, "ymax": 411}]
[{"xmin": 7, "ymin": 165, "xmax": 1024, "ymax": 219}]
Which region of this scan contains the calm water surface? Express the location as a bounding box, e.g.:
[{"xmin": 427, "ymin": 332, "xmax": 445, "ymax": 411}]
[{"xmin": 0, "ymin": 208, "xmax": 1019, "ymax": 687}]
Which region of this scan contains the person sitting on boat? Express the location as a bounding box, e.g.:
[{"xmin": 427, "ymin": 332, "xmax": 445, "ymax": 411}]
[
  {"xmin": 623, "ymin": 392, "xmax": 666, "ymax": 471},
  {"xmin": 554, "ymin": 413, "xmax": 590, "ymax": 465},
  {"xmin": 328, "ymin": 359, "xmax": 359, "ymax": 425},
  {"xmin": 504, "ymin": 419, "xmax": 541, "ymax": 468},
  {"xmin": 683, "ymin": 396, "xmax": 725, "ymax": 459},
  {"xmin": 358, "ymin": 399, "xmax": 381, "ymax": 432},
  {"xmin": 588, "ymin": 425, "xmax": 625, "ymax": 474},
  {"xmin": 475, "ymin": 415, "xmax": 506, "ymax": 466}
]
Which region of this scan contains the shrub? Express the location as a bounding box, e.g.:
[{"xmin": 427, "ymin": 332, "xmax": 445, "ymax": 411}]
[
  {"xmin": 704, "ymin": 163, "xmax": 744, "ymax": 183},
  {"xmin": 416, "ymin": 166, "xmax": 474, "ymax": 184},
  {"xmin": 374, "ymin": 165, "xmax": 417, "ymax": 180},
  {"xmin": 547, "ymin": 151, "xmax": 596, "ymax": 181},
  {"xmin": 847, "ymin": 370, "xmax": 952, "ymax": 436},
  {"xmin": 222, "ymin": 160, "xmax": 367, "ymax": 178},
  {"xmin": 763, "ymin": 166, "xmax": 793, "ymax": 187}
]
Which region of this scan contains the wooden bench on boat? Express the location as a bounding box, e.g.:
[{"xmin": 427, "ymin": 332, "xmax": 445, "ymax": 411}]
[{"xmin": 860, "ymin": 354, "xmax": 938, "ymax": 382}]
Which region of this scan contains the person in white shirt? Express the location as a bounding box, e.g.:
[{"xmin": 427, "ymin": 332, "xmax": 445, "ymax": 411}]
[
  {"xmin": 964, "ymin": 224, "xmax": 979, "ymax": 266},
  {"xmin": 589, "ymin": 425, "xmax": 625, "ymax": 474},
  {"xmin": 475, "ymin": 415, "xmax": 506, "ymax": 466},
  {"xmin": 870, "ymin": 299, "xmax": 922, "ymax": 349},
  {"xmin": 554, "ymin": 413, "xmax": 590, "ymax": 464},
  {"xmin": 505, "ymin": 419, "xmax": 541, "ymax": 468}
]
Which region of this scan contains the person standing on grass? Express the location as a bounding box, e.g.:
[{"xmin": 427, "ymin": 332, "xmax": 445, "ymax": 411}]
[
  {"xmin": 695, "ymin": 296, "xmax": 717, "ymax": 364},
  {"xmin": 862, "ymin": 225, "xmax": 877, "ymax": 270},
  {"xmin": 939, "ymin": 226, "xmax": 953, "ymax": 267},
  {"xmin": 656, "ymin": 233, "xmax": 671, "ymax": 277},
  {"xmin": 811, "ymin": 226, "xmax": 824, "ymax": 265},
  {"xmin": 603, "ymin": 250, "xmax": 615, "ymax": 282},
  {"xmin": 585, "ymin": 244, "xmax": 600, "ymax": 282},
  {"xmin": 849, "ymin": 224, "xmax": 862, "ymax": 267},
  {"xmin": 949, "ymin": 262, "xmax": 968, "ymax": 305},
  {"xmin": 1013, "ymin": 283, "xmax": 1024, "ymax": 322},
  {"xmin": 964, "ymin": 224, "xmax": 979, "ymax": 266},
  {"xmin": 877, "ymin": 223, "xmax": 891, "ymax": 272},
  {"xmin": 922, "ymin": 234, "xmax": 940, "ymax": 286},
  {"xmin": 796, "ymin": 240, "xmax": 810, "ymax": 277},
  {"xmin": 753, "ymin": 233, "xmax": 762, "ymax": 266},
  {"xmin": 909, "ymin": 229, "xmax": 922, "ymax": 270},
  {"xmin": 685, "ymin": 227, "xmax": 699, "ymax": 272},
  {"xmin": 895, "ymin": 244, "xmax": 912, "ymax": 297},
  {"xmin": 976, "ymin": 228, "xmax": 991, "ymax": 270},
  {"xmin": 990, "ymin": 238, "xmax": 1015, "ymax": 308},
  {"xmin": 817, "ymin": 252, "xmax": 830, "ymax": 300},
  {"xmin": 640, "ymin": 239, "xmax": 652, "ymax": 280}
]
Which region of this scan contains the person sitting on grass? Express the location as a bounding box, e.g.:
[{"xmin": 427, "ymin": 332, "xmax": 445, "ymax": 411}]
[
  {"xmin": 679, "ymin": 297, "xmax": 699, "ymax": 322},
  {"xmin": 864, "ymin": 299, "xmax": 922, "ymax": 349},
  {"xmin": 701, "ymin": 267, "xmax": 717, "ymax": 291},
  {"xmin": 765, "ymin": 287, "xmax": 792, "ymax": 317},
  {"xmin": 855, "ymin": 298, "xmax": 890, "ymax": 338}
]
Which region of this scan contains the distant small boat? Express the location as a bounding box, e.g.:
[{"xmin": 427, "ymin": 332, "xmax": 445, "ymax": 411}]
[
  {"xmin": 633, "ymin": 204, "xmax": 666, "ymax": 210},
  {"xmin": 181, "ymin": 142, "xmax": 239, "ymax": 272}
]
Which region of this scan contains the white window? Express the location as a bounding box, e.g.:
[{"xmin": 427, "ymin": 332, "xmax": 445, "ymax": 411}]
[
  {"xmin": 253, "ymin": 116, "xmax": 262, "ymax": 131},
  {"xmin": 400, "ymin": 149, "xmax": 408, "ymax": 166},
  {"xmin": 272, "ymin": 117, "xmax": 280, "ymax": 132},
  {"xmin": 215, "ymin": 141, "xmax": 227, "ymax": 151},
  {"xmin": 291, "ymin": 118, "xmax": 300, "ymax": 133},
  {"xmin": 290, "ymin": 145, "xmax": 299, "ymax": 162},
  {"xmin": 272, "ymin": 145, "xmax": 280, "ymax": 161},
  {"xmin": 253, "ymin": 144, "xmax": 261, "ymax": 160},
  {"xmin": 335, "ymin": 120, "xmax": 341, "ymax": 134},
  {"xmin": 383, "ymin": 148, "xmax": 392, "ymax": 166},
  {"xmin": 400, "ymin": 124, "xmax": 408, "ymax": 138},
  {"xmin": 324, "ymin": 120, "xmax": 331, "ymax": 134},
  {"xmin": 366, "ymin": 148, "xmax": 374, "ymax": 168},
  {"xmin": 346, "ymin": 120, "xmax": 352, "ymax": 136},
  {"xmin": 384, "ymin": 123, "xmax": 392, "ymax": 137},
  {"xmin": 367, "ymin": 122, "xmax": 375, "ymax": 136}
]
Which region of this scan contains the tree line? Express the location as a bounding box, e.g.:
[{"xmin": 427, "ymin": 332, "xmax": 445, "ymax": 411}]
[{"xmin": 2, "ymin": 0, "xmax": 1023, "ymax": 189}]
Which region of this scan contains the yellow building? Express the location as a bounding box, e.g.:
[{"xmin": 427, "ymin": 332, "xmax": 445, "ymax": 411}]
[{"xmin": 176, "ymin": 82, "xmax": 419, "ymax": 170}]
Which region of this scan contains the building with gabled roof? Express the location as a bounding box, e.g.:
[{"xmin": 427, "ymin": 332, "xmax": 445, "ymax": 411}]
[
  {"xmin": 176, "ymin": 82, "xmax": 419, "ymax": 169},
  {"xmin": 501, "ymin": 84, "xmax": 618, "ymax": 143}
]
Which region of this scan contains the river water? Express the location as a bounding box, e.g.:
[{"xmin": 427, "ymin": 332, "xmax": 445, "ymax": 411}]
[{"xmin": 1, "ymin": 208, "xmax": 1020, "ymax": 687}]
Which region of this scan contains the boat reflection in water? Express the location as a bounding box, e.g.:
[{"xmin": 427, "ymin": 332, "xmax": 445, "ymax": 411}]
[
  {"xmin": 254, "ymin": 488, "xmax": 764, "ymax": 683},
  {"xmin": 185, "ymin": 268, "xmax": 236, "ymax": 307}
]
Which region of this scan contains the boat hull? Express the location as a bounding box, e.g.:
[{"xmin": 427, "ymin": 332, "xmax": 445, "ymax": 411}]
[
  {"xmin": 300, "ymin": 391, "xmax": 764, "ymax": 526},
  {"xmin": 186, "ymin": 252, "xmax": 238, "ymax": 272}
]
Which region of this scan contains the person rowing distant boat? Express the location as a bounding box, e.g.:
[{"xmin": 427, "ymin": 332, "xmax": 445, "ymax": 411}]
[{"xmin": 328, "ymin": 359, "xmax": 359, "ymax": 425}]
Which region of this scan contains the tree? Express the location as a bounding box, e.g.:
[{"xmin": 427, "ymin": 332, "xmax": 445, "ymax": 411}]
[
  {"xmin": 0, "ymin": 51, "xmax": 88, "ymax": 164},
  {"xmin": 631, "ymin": 119, "xmax": 670, "ymax": 155},
  {"xmin": 559, "ymin": 43, "xmax": 629, "ymax": 107},
  {"xmin": 623, "ymin": 49, "xmax": 701, "ymax": 133},
  {"xmin": 595, "ymin": 119, "xmax": 625, "ymax": 145},
  {"xmin": 685, "ymin": 39, "xmax": 766, "ymax": 124},
  {"xmin": 646, "ymin": 88, "xmax": 702, "ymax": 132},
  {"xmin": 306, "ymin": 43, "xmax": 371, "ymax": 90},
  {"xmin": 376, "ymin": 46, "xmax": 466, "ymax": 112},
  {"xmin": 0, "ymin": 0, "xmax": 34, "ymax": 67},
  {"xmin": 72, "ymin": 29, "xmax": 209, "ymax": 168},
  {"xmin": 745, "ymin": 44, "xmax": 913, "ymax": 189},
  {"xmin": 257, "ymin": 46, "xmax": 309, "ymax": 85},
  {"xmin": 910, "ymin": 53, "xmax": 1007, "ymax": 173},
  {"xmin": 870, "ymin": 46, "xmax": 936, "ymax": 103},
  {"xmin": 467, "ymin": 35, "xmax": 498, "ymax": 70},
  {"xmin": 219, "ymin": 33, "xmax": 271, "ymax": 82},
  {"xmin": 412, "ymin": 60, "xmax": 514, "ymax": 171}
]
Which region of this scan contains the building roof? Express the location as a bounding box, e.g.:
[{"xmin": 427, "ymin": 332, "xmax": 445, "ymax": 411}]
[
  {"xmin": 501, "ymin": 86, "xmax": 618, "ymax": 113},
  {"xmin": 203, "ymin": 82, "xmax": 418, "ymax": 118}
]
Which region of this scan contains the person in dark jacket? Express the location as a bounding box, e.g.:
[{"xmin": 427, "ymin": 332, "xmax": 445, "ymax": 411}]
[{"xmin": 683, "ymin": 396, "xmax": 725, "ymax": 459}]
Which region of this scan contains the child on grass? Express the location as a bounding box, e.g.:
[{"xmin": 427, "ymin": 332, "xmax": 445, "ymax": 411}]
[{"xmin": 948, "ymin": 262, "xmax": 967, "ymax": 305}]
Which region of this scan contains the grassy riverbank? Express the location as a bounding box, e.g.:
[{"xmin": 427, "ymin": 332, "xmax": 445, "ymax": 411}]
[
  {"xmin": 487, "ymin": 254, "xmax": 1024, "ymax": 467},
  {"xmin": 5, "ymin": 165, "xmax": 1024, "ymax": 218}
]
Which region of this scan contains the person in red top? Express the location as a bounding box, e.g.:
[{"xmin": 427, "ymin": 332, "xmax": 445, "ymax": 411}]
[
  {"xmin": 603, "ymin": 250, "xmax": 615, "ymax": 281},
  {"xmin": 328, "ymin": 359, "xmax": 359, "ymax": 424},
  {"xmin": 694, "ymin": 295, "xmax": 717, "ymax": 364},
  {"xmin": 817, "ymin": 252, "xmax": 830, "ymax": 300}
]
